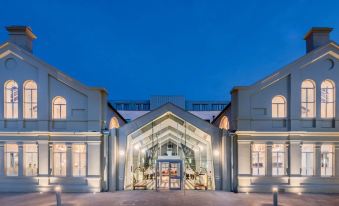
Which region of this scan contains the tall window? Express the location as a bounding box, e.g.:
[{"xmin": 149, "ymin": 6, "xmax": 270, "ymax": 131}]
[
  {"xmin": 53, "ymin": 144, "xmax": 66, "ymax": 176},
  {"xmin": 73, "ymin": 144, "xmax": 86, "ymax": 177},
  {"xmin": 219, "ymin": 116, "xmax": 229, "ymax": 130},
  {"xmin": 272, "ymin": 96, "xmax": 286, "ymax": 118},
  {"xmin": 272, "ymin": 144, "xmax": 285, "ymax": 176},
  {"xmin": 24, "ymin": 144, "xmax": 38, "ymax": 176},
  {"xmin": 252, "ymin": 144, "xmax": 266, "ymax": 176},
  {"xmin": 301, "ymin": 144, "xmax": 314, "ymax": 176},
  {"xmin": 23, "ymin": 81, "xmax": 38, "ymax": 119},
  {"xmin": 4, "ymin": 80, "xmax": 19, "ymax": 119},
  {"xmin": 5, "ymin": 144, "xmax": 18, "ymax": 176},
  {"xmin": 52, "ymin": 96, "xmax": 66, "ymax": 119},
  {"xmin": 301, "ymin": 80, "xmax": 316, "ymax": 118},
  {"xmin": 321, "ymin": 145, "xmax": 334, "ymax": 176},
  {"xmin": 321, "ymin": 80, "xmax": 335, "ymax": 118}
]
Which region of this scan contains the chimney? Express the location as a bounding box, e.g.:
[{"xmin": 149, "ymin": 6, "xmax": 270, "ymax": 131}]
[
  {"xmin": 6, "ymin": 26, "xmax": 37, "ymax": 53},
  {"xmin": 304, "ymin": 27, "xmax": 333, "ymax": 53}
]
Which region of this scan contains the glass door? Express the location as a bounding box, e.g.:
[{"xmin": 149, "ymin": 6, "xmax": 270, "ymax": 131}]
[{"xmin": 156, "ymin": 160, "xmax": 182, "ymax": 190}]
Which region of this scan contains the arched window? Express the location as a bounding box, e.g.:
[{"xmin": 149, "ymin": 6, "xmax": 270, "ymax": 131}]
[
  {"xmin": 219, "ymin": 116, "xmax": 229, "ymax": 130},
  {"xmin": 4, "ymin": 80, "xmax": 19, "ymax": 119},
  {"xmin": 109, "ymin": 117, "xmax": 120, "ymax": 129},
  {"xmin": 23, "ymin": 80, "xmax": 37, "ymax": 119},
  {"xmin": 301, "ymin": 80, "xmax": 316, "ymax": 118},
  {"xmin": 321, "ymin": 80, "xmax": 335, "ymax": 118},
  {"xmin": 52, "ymin": 96, "xmax": 66, "ymax": 119},
  {"xmin": 272, "ymin": 95, "xmax": 286, "ymax": 118}
]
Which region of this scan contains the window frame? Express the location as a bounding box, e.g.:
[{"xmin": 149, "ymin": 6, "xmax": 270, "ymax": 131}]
[
  {"xmin": 251, "ymin": 144, "xmax": 266, "ymax": 176},
  {"xmin": 23, "ymin": 80, "xmax": 38, "ymax": 119},
  {"xmin": 321, "ymin": 145, "xmax": 334, "ymax": 177},
  {"xmin": 52, "ymin": 96, "xmax": 67, "ymax": 120},
  {"xmin": 301, "ymin": 144, "xmax": 314, "ymax": 176},
  {"xmin": 4, "ymin": 80, "xmax": 19, "ymax": 119},
  {"xmin": 272, "ymin": 95, "xmax": 287, "ymax": 118},
  {"xmin": 301, "ymin": 80, "xmax": 316, "ymax": 118},
  {"xmin": 321, "ymin": 80, "xmax": 335, "ymax": 119}
]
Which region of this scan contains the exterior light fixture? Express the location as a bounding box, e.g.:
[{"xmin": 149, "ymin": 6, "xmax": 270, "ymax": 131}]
[
  {"xmin": 119, "ymin": 150, "xmax": 125, "ymax": 156},
  {"xmin": 55, "ymin": 186, "xmax": 62, "ymax": 206},
  {"xmin": 134, "ymin": 143, "xmax": 140, "ymax": 150},
  {"xmin": 272, "ymin": 187, "xmax": 278, "ymax": 206},
  {"xmin": 213, "ymin": 149, "xmax": 220, "ymax": 156}
]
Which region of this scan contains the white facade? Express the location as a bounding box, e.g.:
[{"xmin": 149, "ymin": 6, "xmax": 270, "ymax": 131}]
[
  {"xmin": 0, "ymin": 26, "xmax": 125, "ymax": 192},
  {"xmin": 215, "ymin": 27, "xmax": 339, "ymax": 193}
]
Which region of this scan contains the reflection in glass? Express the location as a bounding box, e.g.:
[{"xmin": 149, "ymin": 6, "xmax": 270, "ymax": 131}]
[{"xmin": 24, "ymin": 144, "xmax": 38, "ymax": 176}]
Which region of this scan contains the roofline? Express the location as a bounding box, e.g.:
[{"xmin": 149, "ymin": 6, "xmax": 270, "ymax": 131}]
[
  {"xmin": 107, "ymin": 102, "xmax": 127, "ymax": 123},
  {"xmin": 0, "ymin": 41, "xmax": 109, "ymax": 94},
  {"xmin": 211, "ymin": 102, "xmax": 231, "ymax": 124}
]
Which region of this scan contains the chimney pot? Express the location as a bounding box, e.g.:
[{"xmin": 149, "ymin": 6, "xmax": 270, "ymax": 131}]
[
  {"xmin": 6, "ymin": 25, "xmax": 37, "ymax": 53},
  {"xmin": 304, "ymin": 27, "xmax": 333, "ymax": 53}
]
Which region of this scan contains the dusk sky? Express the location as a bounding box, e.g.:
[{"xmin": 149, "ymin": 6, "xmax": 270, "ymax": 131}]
[{"xmin": 1, "ymin": 0, "xmax": 338, "ymax": 101}]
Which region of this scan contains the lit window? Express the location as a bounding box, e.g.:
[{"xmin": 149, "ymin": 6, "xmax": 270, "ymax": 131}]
[
  {"xmin": 321, "ymin": 80, "xmax": 335, "ymax": 118},
  {"xmin": 272, "ymin": 144, "xmax": 285, "ymax": 176},
  {"xmin": 5, "ymin": 144, "xmax": 18, "ymax": 176},
  {"xmin": 53, "ymin": 144, "xmax": 67, "ymax": 176},
  {"xmin": 109, "ymin": 117, "xmax": 120, "ymax": 129},
  {"xmin": 4, "ymin": 80, "xmax": 19, "ymax": 119},
  {"xmin": 73, "ymin": 144, "xmax": 86, "ymax": 177},
  {"xmin": 52, "ymin": 96, "xmax": 66, "ymax": 119},
  {"xmin": 272, "ymin": 96, "xmax": 286, "ymax": 118},
  {"xmin": 301, "ymin": 80, "xmax": 316, "ymax": 118},
  {"xmin": 301, "ymin": 144, "xmax": 314, "ymax": 176},
  {"xmin": 23, "ymin": 80, "xmax": 38, "ymax": 119},
  {"xmin": 219, "ymin": 116, "xmax": 229, "ymax": 130},
  {"xmin": 252, "ymin": 144, "xmax": 265, "ymax": 176},
  {"xmin": 321, "ymin": 145, "xmax": 334, "ymax": 177},
  {"xmin": 24, "ymin": 144, "xmax": 38, "ymax": 176}
]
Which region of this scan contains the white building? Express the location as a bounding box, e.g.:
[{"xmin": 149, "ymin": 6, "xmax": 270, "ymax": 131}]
[
  {"xmin": 0, "ymin": 25, "xmax": 338, "ymax": 193},
  {"xmin": 0, "ymin": 26, "xmax": 125, "ymax": 192},
  {"xmin": 214, "ymin": 27, "xmax": 339, "ymax": 193}
]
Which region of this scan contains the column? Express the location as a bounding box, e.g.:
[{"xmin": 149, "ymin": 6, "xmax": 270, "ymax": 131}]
[
  {"xmin": 290, "ymin": 141, "xmax": 301, "ymax": 176},
  {"xmin": 66, "ymin": 143, "xmax": 73, "ymax": 177},
  {"xmin": 38, "ymin": 140, "xmax": 50, "ymax": 187},
  {"xmin": 266, "ymin": 143, "xmax": 273, "ymax": 176},
  {"xmin": 335, "ymin": 144, "xmax": 339, "ymax": 177},
  {"xmin": 0, "ymin": 142, "xmax": 4, "ymax": 176},
  {"xmin": 18, "ymin": 143, "xmax": 24, "ymax": 176},
  {"xmin": 38, "ymin": 140, "xmax": 49, "ymax": 176},
  {"xmin": 237, "ymin": 141, "xmax": 251, "ymax": 175},
  {"xmin": 315, "ymin": 144, "xmax": 321, "ymax": 176},
  {"xmin": 88, "ymin": 142, "xmax": 101, "ymax": 176}
]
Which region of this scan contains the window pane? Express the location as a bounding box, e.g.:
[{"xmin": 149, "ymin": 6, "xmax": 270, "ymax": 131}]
[
  {"xmin": 53, "ymin": 144, "xmax": 67, "ymax": 176},
  {"xmin": 73, "ymin": 144, "xmax": 86, "ymax": 176},
  {"xmin": 301, "ymin": 144, "xmax": 314, "ymax": 176},
  {"xmin": 252, "ymin": 144, "xmax": 265, "ymax": 176},
  {"xmin": 6, "ymin": 144, "xmax": 18, "ymax": 176},
  {"xmin": 321, "ymin": 145, "xmax": 333, "ymax": 176},
  {"xmin": 24, "ymin": 144, "xmax": 38, "ymax": 176}
]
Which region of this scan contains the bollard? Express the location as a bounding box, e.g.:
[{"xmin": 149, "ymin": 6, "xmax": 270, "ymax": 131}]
[
  {"xmin": 272, "ymin": 187, "xmax": 278, "ymax": 206},
  {"xmin": 55, "ymin": 186, "xmax": 62, "ymax": 206}
]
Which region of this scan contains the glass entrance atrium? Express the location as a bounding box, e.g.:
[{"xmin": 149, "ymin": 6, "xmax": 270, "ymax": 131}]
[{"xmin": 124, "ymin": 112, "xmax": 215, "ymax": 190}]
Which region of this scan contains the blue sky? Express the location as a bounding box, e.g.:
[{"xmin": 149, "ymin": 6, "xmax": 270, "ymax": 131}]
[{"xmin": 1, "ymin": 0, "xmax": 338, "ymax": 101}]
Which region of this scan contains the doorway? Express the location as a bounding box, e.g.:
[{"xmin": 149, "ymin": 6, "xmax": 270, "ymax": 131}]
[{"xmin": 156, "ymin": 159, "xmax": 182, "ymax": 190}]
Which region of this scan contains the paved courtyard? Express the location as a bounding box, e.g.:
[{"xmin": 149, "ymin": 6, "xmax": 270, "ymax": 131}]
[{"xmin": 0, "ymin": 191, "xmax": 338, "ymax": 206}]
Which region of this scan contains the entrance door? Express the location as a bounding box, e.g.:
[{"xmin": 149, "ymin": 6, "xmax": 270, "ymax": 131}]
[{"xmin": 156, "ymin": 160, "xmax": 182, "ymax": 190}]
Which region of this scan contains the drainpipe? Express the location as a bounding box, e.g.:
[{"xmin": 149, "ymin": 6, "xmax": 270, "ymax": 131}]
[
  {"xmin": 229, "ymin": 132, "xmax": 238, "ymax": 193},
  {"xmin": 101, "ymin": 130, "xmax": 110, "ymax": 192}
]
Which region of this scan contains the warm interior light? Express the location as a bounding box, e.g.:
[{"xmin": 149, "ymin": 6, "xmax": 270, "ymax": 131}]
[
  {"xmin": 55, "ymin": 186, "xmax": 61, "ymax": 192},
  {"xmin": 213, "ymin": 150, "xmax": 220, "ymax": 156},
  {"xmin": 119, "ymin": 150, "xmax": 125, "ymax": 156}
]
